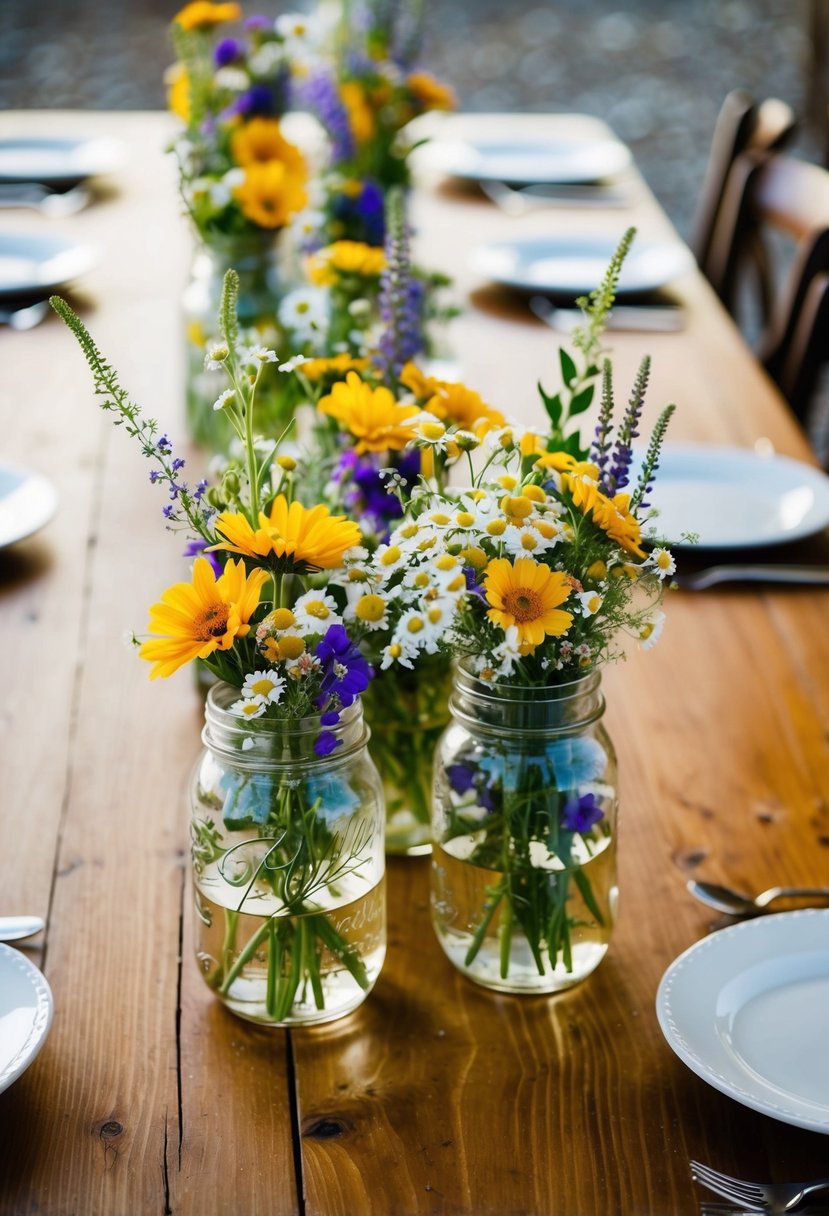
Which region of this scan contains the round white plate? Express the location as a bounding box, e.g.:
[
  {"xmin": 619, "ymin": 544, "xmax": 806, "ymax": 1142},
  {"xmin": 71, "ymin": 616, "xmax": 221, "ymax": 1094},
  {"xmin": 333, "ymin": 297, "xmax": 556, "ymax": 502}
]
[
  {"xmin": 427, "ymin": 135, "xmax": 631, "ymax": 185},
  {"xmin": 656, "ymin": 910, "xmax": 829, "ymax": 1134},
  {"xmin": 638, "ymin": 444, "xmax": 829, "ymax": 548},
  {"xmin": 0, "ymin": 462, "xmax": 58, "ymax": 549},
  {"xmin": 0, "ymin": 943, "xmax": 53, "ymax": 1094},
  {"xmin": 0, "ymin": 231, "xmax": 99, "ymax": 300},
  {"xmin": 470, "ymin": 234, "xmax": 693, "ymax": 296},
  {"xmin": 0, "ymin": 136, "xmax": 127, "ymax": 185}
]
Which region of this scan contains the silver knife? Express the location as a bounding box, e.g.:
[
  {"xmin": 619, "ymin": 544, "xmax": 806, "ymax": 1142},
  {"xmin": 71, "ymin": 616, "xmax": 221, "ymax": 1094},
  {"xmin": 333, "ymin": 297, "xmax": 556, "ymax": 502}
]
[{"xmin": 676, "ymin": 564, "xmax": 829, "ymax": 590}]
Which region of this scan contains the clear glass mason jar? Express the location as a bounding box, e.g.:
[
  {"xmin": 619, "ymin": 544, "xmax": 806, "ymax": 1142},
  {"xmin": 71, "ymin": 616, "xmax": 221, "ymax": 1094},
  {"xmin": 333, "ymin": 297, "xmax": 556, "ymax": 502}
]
[
  {"xmin": 182, "ymin": 232, "xmax": 295, "ymax": 451},
  {"xmin": 431, "ymin": 664, "xmax": 618, "ymax": 995},
  {"xmin": 190, "ymin": 683, "xmax": 386, "ymax": 1027},
  {"xmin": 361, "ymin": 655, "xmax": 452, "ymax": 856}
]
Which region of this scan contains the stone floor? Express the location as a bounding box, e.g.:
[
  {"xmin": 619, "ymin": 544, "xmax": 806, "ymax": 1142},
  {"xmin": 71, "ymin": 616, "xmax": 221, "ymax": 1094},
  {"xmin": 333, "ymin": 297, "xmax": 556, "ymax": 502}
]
[
  {"xmin": 2, "ymin": 0, "xmax": 826, "ymax": 453},
  {"xmin": 0, "ymin": 0, "xmax": 822, "ymax": 240}
]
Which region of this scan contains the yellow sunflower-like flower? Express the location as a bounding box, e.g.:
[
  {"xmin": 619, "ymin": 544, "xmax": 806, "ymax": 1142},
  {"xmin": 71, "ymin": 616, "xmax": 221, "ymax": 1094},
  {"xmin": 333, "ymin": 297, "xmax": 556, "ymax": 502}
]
[
  {"xmin": 483, "ymin": 557, "xmax": 573, "ymax": 651},
  {"xmin": 213, "ymin": 496, "xmax": 361, "ymax": 571},
  {"xmin": 234, "ymin": 161, "xmax": 308, "ymax": 229},
  {"xmin": 425, "ymin": 382, "xmax": 506, "ymax": 435},
  {"xmin": 307, "ymin": 241, "xmax": 386, "ymax": 286},
  {"xmin": 230, "ymin": 119, "xmax": 307, "ymax": 173},
  {"xmin": 173, "ymin": 1, "xmax": 241, "ymax": 31},
  {"xmin": 166, "ymin": 64, "xmax": 190, "ymax": 123},
  {"xmin": 138, "ymin": 558, "xmax": 267, "ymax": 680},
  {"xmin": 317, "ymin": 372, "xmax": 421, "ymax": 453},
  {"xmin": 340, "ymin": 81, "xmax": 376, "ymax": 144},
  {"xmin": 399, "ymin": 361, "xmax": 440, "ymax": 400},
  {"xmin": 300, "ymin": 353, "xmax": 370, "ymax": 382},
  {"xmin": 406, "ymin": 72, "xmax": 457, "ymax": 112}
]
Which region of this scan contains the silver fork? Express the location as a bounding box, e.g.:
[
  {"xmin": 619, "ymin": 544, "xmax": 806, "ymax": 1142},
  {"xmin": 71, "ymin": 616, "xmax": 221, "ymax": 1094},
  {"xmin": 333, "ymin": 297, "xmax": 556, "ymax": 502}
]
[
  {"xmin": 675, "ymin": 564, "xmax": 829, "ymax": 590},
  {"xmin": 691, "ymin": 1160, "xmax": 829, "ymax": 1212},
  {"xmin": 479, "ymin": 179, "xmax": 630, "ymax": 213},
  {"xmin": 0, "ymin": 182, "xmax": 91, "ymax": 217}
]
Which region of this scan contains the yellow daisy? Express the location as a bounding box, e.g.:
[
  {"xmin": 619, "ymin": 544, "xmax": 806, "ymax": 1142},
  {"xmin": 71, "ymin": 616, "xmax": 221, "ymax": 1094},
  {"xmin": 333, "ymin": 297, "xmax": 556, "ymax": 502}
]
[
  {"xmin": 307, "ymin": 241, "xmax": 386, "ymax": 286},
  {"xmin": 399, "ymin": 361, "xmax": 441, "ymax": 400},
  {"xmin": 173, "ymin": 1, "xmax": 241, "ymax": 31},
  {"xmin": 234, "ymin": 161, "xmax": 307, "ymax": 229},
  {"xmin": 340, "ymin": 81, "xmax": 376, "ymax": 144},
  {"xmin": 139, "ymin": 558, "xmax": 267, "ymax": 680},
  {"xmin": 425, "ymin": 382, "xmax": 505, "ymax": 435},
  {"xmin": 166, "ymin": 65, "xmax": 190, "ymax": 123},
  {"xmin": 300, "ymin": 353, "xmax": 370, "ymax": 382},
  {"xmin": 213, "ymin": 496, "xmax": 361, "ymax": 571},
  {"xmin": 318, "ymin": 372, "xmax": 421, "ymax": 453},
  {"xmin": 406, "ymin": 72, "xmax": 457, "ymax": 112},
  {"xmin": 483, "ymin": 557, "xmax": 573, "ymax": 650},
  {"xmin": 230, "ymin": 119, "xmax": 307, "ymax": 173}
]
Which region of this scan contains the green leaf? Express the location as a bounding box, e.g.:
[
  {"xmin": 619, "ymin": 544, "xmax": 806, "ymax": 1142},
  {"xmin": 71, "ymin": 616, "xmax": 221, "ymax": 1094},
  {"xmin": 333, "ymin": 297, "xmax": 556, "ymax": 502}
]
[
  {"xmin": 568, "ymin": 385, "xmax": 595, "ymax": 417},
  {"xmin": 537, "ymin": 382, "xmax": 562, "ymax": 427},
  {"xmin": 559, "ymin": 347, "xmax": 578, "ymax": 387}
]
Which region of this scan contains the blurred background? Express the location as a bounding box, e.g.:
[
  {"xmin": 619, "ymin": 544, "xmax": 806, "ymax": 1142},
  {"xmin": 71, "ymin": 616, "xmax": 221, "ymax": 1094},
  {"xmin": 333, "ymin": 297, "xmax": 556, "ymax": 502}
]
[{"xmin": 0, "ymin": 0, "xmax": 824, "ymax": 242}]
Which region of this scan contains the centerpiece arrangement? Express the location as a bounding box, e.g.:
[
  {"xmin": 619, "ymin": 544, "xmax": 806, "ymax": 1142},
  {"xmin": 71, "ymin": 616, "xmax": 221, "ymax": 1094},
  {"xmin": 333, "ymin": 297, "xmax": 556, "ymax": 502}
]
[{"xmin": 168, "ymin": 1, "xmax": 310, "ymax": 446}]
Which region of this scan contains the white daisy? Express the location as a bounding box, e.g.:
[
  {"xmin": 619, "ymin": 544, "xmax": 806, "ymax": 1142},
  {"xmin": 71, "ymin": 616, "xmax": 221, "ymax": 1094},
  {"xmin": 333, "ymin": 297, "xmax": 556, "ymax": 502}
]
[
  {"xmin": 242, "ymin": 671, "xmax": 286, "ymax": 705},
  {"xmin": 648, "ymin": 547, "xmax": 676, "ymax": 578},
  {"xmin": 204, "ymin": 341, "xmax": 229, "ymax": 370},
  {"xmin": 230, "ymin": 696, "xmax": 268, "ymax": 720},
  {"xmin": 345, "ymin": 591, "xmax": 390, "ymax": 632},
  {"xmin": 577, "ymin": 590, "xmax": 603, "ymax": 617},
  {"xmin": 638, "ymin": 610, "xmax": 666, "ymax": 650},
  {"xmin": 293, "ymin": 590, "xmax": 342, "ymax": 634},
  {"xmin": 243, "ymin": 344, "xmax": 278, "ymax": 365},
  {"xmin": 212, "ymin": 388, "xmax": 235, "ymax": 412}
]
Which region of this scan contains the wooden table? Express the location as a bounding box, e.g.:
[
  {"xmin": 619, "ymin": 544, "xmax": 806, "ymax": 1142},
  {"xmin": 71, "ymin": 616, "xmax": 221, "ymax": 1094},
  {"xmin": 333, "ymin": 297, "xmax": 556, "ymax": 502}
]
[{"xmin": 1, "ymin": 111, "xmax": 828, "ymax": 1216}]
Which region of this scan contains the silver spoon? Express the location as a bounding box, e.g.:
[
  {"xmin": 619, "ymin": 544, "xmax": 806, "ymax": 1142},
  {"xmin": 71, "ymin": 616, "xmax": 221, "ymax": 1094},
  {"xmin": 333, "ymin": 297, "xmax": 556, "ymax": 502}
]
[
  {"xmin": 0, "ymin": 915, "xmax": 45, "ymax": 942},
  {"xmin": 0, "ymin": 182, "xmax": 91, "ymax": 217},
  {"xmin": 0, "ymin": 300, "xmax": 49, "ymax": 331},
  {"xmin": 688, "ymin": 879, "xmax": 829, "ymax": 917}
]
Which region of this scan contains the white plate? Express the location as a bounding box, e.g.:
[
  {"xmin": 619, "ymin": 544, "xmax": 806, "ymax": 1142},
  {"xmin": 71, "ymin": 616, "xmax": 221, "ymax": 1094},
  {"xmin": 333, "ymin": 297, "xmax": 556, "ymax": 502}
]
[
  {"xmin": 0, "ymin": 943, "xmax": 53, "ymax": 1094},
  {"xmin": 638, "ymin": 444, "xmax": 829, "ymax": 548},
  {"xmin": 656, "ymin": 910, "xmax": 829, "ymax": 1134},
  {"xmin": 470, "ymin": 234, "xmax": 693, "ymax": 296},
  {"xmin": 0, "ymin": 462, "xmax": 58, "ymax": 549},
  {"xmin": 426, "ymin": 135, "xmax": 631, "ymax": 185},
  {"xmin": 0, "ymin": 136, "xmax": 127, "ymax": 185},
  {"xmin": 0, "ymin": 232, "xmax": 99, "ymax": 300}
]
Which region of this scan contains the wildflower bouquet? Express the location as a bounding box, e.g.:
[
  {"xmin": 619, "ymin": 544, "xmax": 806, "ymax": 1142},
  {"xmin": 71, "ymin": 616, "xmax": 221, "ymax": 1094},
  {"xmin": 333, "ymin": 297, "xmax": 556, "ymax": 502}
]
[
  {"xmin": 399, "ymin": 229, "xmax": 678, "ymax": 990},
  {"xmin": 168, "ymin": 2, "xmax": 309, "ymax": 241},
  {"xmin": 51, "ymin": 275, "xmax": 395, "ymax": 1026},
  {"xmin": 296, "ymin": 0, "xmax": 456, "ymax": 248}
]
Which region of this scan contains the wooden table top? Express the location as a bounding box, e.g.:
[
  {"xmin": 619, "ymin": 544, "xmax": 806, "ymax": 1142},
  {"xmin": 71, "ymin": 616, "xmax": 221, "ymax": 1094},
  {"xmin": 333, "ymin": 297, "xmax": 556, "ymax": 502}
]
[{"xmin": 1, "ymin": 110, "xmax": 828, "ymax": 1216}]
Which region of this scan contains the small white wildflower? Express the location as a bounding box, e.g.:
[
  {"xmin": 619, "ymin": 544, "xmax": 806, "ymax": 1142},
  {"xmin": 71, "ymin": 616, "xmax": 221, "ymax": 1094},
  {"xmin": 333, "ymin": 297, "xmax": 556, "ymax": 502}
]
[
  {"xmin": 638, "ymin": 610, "xmax": 666, "ymax": 651},
  {"xmin": 577, "ymin": 590, "xmax": 603, "ymax": 617},
  {"xmin": 230, "ymin": 697, "xmax": 268, "ymax": 719},
  {"xmin": 649, "ymin": 548, "xmax": 676, "ymax": 578},
  {"xmin": 244, "ymin": 344, "xmax": 278, "ymax": 365},
  {"xmin": 278, "ymin": 354, "xmax": 310, "ymax": 374},
  {"xmin": 214, "ymin": 66, "xmax": 250, "ymax": 91},
  {"xmin": 242, "ymin": 671, "xmax": 286, "ymax": 705},
  {"xmin": 213, "ymin": 388, "xmax": 235, "ymax": 412},
  {"xmin": 205, "ymin": 341, "xmax": 230, "ymax": 371}
]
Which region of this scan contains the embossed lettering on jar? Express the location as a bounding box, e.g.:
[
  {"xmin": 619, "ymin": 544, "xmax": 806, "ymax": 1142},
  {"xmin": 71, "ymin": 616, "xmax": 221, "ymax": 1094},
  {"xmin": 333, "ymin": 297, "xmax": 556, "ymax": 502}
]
[{"xmin": 431, "ymin": 664, "xmax": 618, "ymax": 994}]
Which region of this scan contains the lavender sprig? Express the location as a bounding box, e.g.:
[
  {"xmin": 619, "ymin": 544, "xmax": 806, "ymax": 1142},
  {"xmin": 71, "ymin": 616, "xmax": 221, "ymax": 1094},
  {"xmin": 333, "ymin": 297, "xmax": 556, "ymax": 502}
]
[
  {"xmin": 630, "ymin": 403, "xmax": 676, "ymax": 511},
  {"xmin": 373, "ymin": 188, "xmax": 424, "ymax": 384},
  {"xmin": 603, "ymin": 355, "xmax": 650, "ymax": 495},
  {"xmin": 49, "ymin": 296, "xmax": 213, "ymax": 537},
  {"xmin": 296, "ymin": 70, "xmax": 355, "ymax": 165},
  {"xmin": 589, "ymin": 359, "xmax": 615, "ymax": 478}
]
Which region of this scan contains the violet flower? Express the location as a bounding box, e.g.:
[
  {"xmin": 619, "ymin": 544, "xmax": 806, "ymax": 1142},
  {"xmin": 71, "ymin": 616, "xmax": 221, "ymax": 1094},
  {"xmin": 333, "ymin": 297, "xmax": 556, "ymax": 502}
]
[
  {"xmin": 315, "ymin": 624, "xmax": 373, "ymax": 708},
  {"xmin": 561, "ymin": 792, "xmax": 604, "ymax": 833}
]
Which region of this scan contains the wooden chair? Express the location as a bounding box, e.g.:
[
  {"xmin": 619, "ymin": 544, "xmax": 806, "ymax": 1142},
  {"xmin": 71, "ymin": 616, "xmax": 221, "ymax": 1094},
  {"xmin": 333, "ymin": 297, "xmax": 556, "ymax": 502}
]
[
  {"xmin": 691, "ymin": 91, "xmax": 797, "ymax": 279},
  {"xmin": 706, "ymin": 150, "xmax": 829, "ymax": 427}
]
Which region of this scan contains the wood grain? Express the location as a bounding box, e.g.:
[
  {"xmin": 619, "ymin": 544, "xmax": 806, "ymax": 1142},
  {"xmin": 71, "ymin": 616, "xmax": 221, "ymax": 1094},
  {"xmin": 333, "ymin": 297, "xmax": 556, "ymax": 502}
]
[{"xmin": 1, "ymin": 111, "xmax": 828, "ymax": 1216}]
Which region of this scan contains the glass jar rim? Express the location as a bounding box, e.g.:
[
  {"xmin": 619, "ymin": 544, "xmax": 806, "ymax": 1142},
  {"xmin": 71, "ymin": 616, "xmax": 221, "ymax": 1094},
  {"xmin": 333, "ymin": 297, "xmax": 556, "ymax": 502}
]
[{"xmin": 451, "ymin": 660, "xmax": 604, "ymax": 735}]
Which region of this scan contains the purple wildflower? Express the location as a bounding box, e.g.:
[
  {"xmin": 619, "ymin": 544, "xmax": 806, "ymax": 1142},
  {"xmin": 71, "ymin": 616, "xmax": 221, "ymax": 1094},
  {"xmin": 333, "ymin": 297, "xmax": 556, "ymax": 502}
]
[
  {"xmin": 157, "ymin": 434, "xmax": 172, "ymax": 454},
  {"xmin": 214, "ymin": 37, "xmax": 243, "ymax": 66},
  {"xmin": 561, "ymin": 792, "xmax": 604, "ymax": 834},
  {"xmin": 149, "ymin": 470, "xmax": 160, "ymax": 484},
  {"xmin": 314, "ymin": 730, "xmax": 341, "ymax": 757},
  {"xmin": 297, "ymin": 71, "xmax": 355, "ymax": 164},
  {"xmin": 463, "ymin": 567, "xmax": 486, "ymax": 598},
  {"xmin": 447, "ymin": 763, "xmax": 477, "ymax": 795},
  {"xmin": 373, "ymin": 189, "xmax": 425, "ymax": 384},
  {"xmin": 183, "ymin": 538, "xmax": 223, "ymax": 579},
  {"xmin": 315, "ymin": 624, "xmax": 373, "ymax": 708},
  {"xmin": 243, "ymin": 14, "xmax": 270, "ymax": 32},
  {"xmin": 330, "ymin": 178, "xmax": 385, "ymax": 245},
  {"xmin": 603, "ymin": 356, "xmax": 651, "ymax": 495},
  {"xmin": 162, "ymin": 505, "xmax": 174, "ymax": 519}
]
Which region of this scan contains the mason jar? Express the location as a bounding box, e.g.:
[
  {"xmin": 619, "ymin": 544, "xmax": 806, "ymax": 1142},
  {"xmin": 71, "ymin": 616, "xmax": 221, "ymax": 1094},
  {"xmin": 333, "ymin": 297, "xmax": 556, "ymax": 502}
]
[
  {"xmin": 431, "ymin": 664, "xmax": 618, "ymax": 995},
  {"xmin": 182, "ymin": 232, "xmax": 292, "ymax": 451},
  {"xmin": 190, "ymin": 683, "xmax": 386, "ymax": 1026}
]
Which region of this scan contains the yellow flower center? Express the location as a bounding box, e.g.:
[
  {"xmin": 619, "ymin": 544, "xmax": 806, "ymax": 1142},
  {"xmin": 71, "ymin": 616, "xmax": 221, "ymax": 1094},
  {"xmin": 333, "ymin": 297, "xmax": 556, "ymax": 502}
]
[
  {"xmin": 486, "ymin": 520, "xmax": 506, "ymax": 537},
  {"xmin": 380, "ymin": 545, "xmax": 402, "ymax": 566},
  {"xmin": 434, "ymin": 554, "xmax": 457, "ymax": 571},
  {"xmin": 194, "ymin": 601, "xmax": 229, "ymax": 641},
  {"xmin": 269, "ymin": 608, "xmax": 295, "ymax": 630},
  {"xmin": 521, "ymin": 484, "xmax": 546, "ymax": 503},
  {"xmin": 420, "ymin": 421, "xmax": 446, "ymax": 441},
  {"xmin": 406, "ymin": 616, "xmax": 425, "ymax": 634},
  {"xmin": 249, "ymin": 677, "xmax": 277, "ymax": 697},
  {"xmin": 501, "ymin": 496, "xmax": 533, "ymax": 519},
  {"xmin": 520, "ymin": 533, "xmax": 539, "ymax": 550},
  {"xmin": 304, "ymin": 600, "xmax": 330, "ymax": 619},
  {"xmin": 502, "ymin": 587, "xmax": 545, "ymax": 623},
  {"xmin": 355, "ymin": 594, "xmax": 386, "ymax": 622},
  {"xmin": 278, "ymin": 636, "xmax": 305, "ymax": 660},
  {"xmin": 455, "ymin": 512, "xmax": 475, "ymax": 528}
]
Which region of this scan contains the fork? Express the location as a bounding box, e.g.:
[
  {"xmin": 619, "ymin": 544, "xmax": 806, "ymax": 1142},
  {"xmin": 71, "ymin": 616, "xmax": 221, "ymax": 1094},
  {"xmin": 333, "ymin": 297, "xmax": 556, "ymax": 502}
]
[
  {"xmin": 479, "ymin": 179, "xmax": 630, "ymax": 214},
  {"xmin": 691, "ymin": 1159, "xmax": 829, "ymax": 1212},
  {"xmin": 675, "ymin": 564, "xmax": 829, "ymax": 590},
  {"xmin": 0, "ymin": 182, "xmax": 91, "ymax": 217}
]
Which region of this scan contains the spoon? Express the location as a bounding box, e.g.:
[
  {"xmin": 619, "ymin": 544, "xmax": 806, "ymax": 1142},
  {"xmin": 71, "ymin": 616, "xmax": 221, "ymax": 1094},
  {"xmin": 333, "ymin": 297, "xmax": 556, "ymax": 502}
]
[
  {"xmin": 0, "ymin": 915, "xmax": 45, "ymax": 942},
  {"xmin": 0, "ymin": 300, "xmax": 50, "ymax": 331},
  {"xmin": 687, "ymin": 879, "xmax": 829, "ymax": 917}
]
